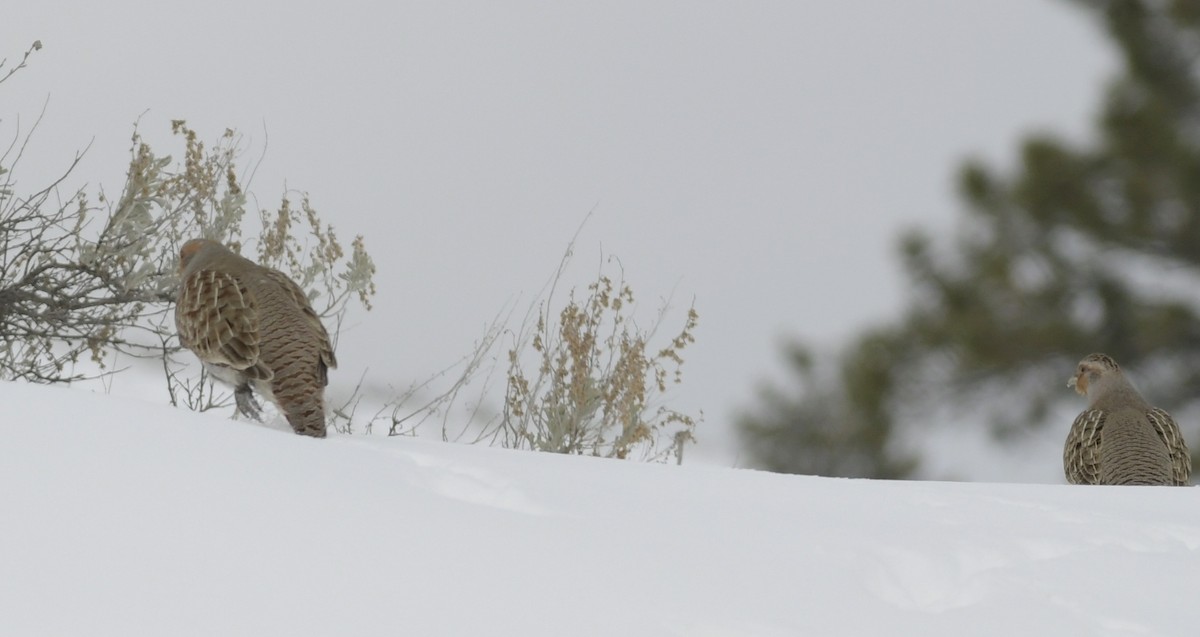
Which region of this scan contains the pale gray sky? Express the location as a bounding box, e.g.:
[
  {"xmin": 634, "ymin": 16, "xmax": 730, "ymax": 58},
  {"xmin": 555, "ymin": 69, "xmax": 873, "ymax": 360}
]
[{"xmin": 3, "ymin": 1, "xmax": 1114, "ymax": 463}]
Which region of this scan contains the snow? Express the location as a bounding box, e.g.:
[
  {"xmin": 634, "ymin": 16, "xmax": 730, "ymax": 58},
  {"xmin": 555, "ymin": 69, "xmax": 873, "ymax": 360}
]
[{"xmin": 2, "ymin": 381, "xmax": 1198, "ymax": 636}]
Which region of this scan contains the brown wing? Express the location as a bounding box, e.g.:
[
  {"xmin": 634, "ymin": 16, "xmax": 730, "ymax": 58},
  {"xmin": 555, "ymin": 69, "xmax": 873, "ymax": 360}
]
[
  {"xmin": 1146, "ymin": 408, "xmax": 1191, "ymax": 486},
  {"xmin": 261, "ymin": 268, "xmax": 338, "ymax": 374},
  {"xmin": 1064, "ymin": 409, "xmax": 1104, "ymax": 485},
  {"xmin": 175, "ymin": 269, "xmax": 273, "ymax": 380}
]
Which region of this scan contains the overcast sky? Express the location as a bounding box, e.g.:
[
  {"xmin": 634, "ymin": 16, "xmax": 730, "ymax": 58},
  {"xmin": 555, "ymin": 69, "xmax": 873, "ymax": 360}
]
[{"xmin": 3, "ymin": 1, "xmax": 1114, "ymax": 463}]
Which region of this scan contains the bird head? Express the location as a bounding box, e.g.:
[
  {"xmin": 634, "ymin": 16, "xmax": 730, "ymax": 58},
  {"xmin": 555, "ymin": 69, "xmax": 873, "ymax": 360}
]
[
  {"xmin": 1068, "ymin": 353, "xmax": 1120, "ymax": 397},
  {"xmin": 179, "ymin": 239, "xmax": 221, "ymax": 272}
]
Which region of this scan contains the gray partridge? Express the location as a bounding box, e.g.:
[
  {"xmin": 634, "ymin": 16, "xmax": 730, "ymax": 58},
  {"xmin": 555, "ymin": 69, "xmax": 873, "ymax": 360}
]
[
  {"xmin": 1064, "ymin": 353, "xmax": 1190, "ymax": 485},
  {"xmin": 175, "ymin": 238, "xmax": 337, "ymax": 437}
]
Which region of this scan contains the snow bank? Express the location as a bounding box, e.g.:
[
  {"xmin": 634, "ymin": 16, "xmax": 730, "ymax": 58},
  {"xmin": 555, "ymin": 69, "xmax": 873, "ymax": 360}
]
[{"xmin": 1, "ymin": 382, "xmax": 1197, "ymax": 636}]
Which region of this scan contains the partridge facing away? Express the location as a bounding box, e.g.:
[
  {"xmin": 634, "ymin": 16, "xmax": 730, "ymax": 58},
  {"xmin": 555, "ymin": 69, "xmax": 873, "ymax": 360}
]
[
  {"xmin": 1064, "ymin": 353, "xmax": 1190, "ymax": 485},
  {"xmin": 175, "ymin": 239, "xmax": 338, "ymax": 437}
]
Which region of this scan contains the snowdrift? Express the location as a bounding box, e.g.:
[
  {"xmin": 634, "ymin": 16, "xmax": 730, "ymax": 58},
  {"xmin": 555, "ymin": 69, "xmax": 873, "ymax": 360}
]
[{"xmin": 1, "ymin": 382, "xmax": 1197, "ymax": 636}]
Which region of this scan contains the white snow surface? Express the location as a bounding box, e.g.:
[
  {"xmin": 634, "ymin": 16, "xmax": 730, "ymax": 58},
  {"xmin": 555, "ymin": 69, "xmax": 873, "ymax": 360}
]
[{"xmin": 3, "ymin": 382, "xmax": 1199, "ymax": 636}]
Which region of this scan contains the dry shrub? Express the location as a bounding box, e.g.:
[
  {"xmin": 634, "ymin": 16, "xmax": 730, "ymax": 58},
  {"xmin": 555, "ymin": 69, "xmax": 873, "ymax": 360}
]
[{"xmin": 497, "ymin": 263, "xmax": 700, "ymax": 463}]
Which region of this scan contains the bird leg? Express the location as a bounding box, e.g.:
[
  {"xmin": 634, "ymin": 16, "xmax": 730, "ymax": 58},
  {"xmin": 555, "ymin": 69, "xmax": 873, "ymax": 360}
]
[{"xmin": 234, "ymin": 383, "xmax": 264, "ymax": 422}]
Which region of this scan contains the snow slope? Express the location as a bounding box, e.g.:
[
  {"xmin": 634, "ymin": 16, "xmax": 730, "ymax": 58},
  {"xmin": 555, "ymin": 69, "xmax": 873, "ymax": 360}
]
[{"xmin": 2, "ymin": 381, "xmax": 1198, "ymax": 636}]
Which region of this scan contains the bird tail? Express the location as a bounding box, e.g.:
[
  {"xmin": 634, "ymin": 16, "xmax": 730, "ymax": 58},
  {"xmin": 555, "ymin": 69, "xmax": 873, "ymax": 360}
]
[
  {"xmin": 272, "ymin": 369, "xmax": 328, "ymax": 438},
  {"xmin": 1098, "ymin": 420, "xmax": 1171, "ymax": 485},
  {"xmin": 284, "ymin": 400, "xmax": 328, "ymax": 438}
]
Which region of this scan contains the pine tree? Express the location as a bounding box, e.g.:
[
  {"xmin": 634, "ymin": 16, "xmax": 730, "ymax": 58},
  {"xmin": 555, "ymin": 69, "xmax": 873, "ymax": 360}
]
[{"xmin": 738, "ymin": 0, "xmax": 1200, "ymax": 479}]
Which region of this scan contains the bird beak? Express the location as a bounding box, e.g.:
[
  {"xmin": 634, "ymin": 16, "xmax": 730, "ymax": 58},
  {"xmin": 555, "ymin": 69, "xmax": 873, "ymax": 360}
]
[{"xmin": 1068, "ymin": 372, "xmax": 1087, "ymax": 395}]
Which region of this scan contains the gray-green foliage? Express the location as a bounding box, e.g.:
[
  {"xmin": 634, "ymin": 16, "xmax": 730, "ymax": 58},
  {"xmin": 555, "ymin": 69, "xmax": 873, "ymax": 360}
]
[
  {"xmin": 0, "ymin": 42, "xmax": 375, "ymax": 393},
  {"xmin": 0, "ymin": 40, "xmax": 170, "ymax": 381},
  {"xmin": 738, "ymin": 0, "xmax": 1200, "ymax": 479}
]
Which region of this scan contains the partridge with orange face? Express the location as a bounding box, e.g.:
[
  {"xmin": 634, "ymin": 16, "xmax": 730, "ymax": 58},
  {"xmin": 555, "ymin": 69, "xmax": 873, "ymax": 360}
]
[
  {"xmin": 1064, "ymin": 353, "xmax": 1189, "ymax": 485},
  {"xmin": 175, "ymin": 239, "xmax": 337, "ymax": 437}
]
